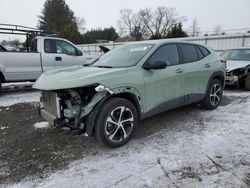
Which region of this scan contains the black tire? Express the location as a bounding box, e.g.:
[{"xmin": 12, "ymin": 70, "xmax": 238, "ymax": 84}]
[
  {"xmin": 245, "ymin": 74, "xmax": 250, "ymax": 90},
  {"xmin": 201, "ymin": 79, "xmax": 223, "ymax": 110},
  {"xmin": 95, "ymin": 97, "xmax": 138, "ymax": 148}
]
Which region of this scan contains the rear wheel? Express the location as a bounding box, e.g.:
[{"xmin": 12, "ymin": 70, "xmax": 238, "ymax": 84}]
[
  {"xmin": 95, "ymin": 97, "xmax": 138, "ymax": 148},
  {"xmin": 201, "ymin": 79, "xmax": 223, "ymax": 110},
  {"xmin": 245, "ymin": 74, "xmax": 250, "ymax": 90}
]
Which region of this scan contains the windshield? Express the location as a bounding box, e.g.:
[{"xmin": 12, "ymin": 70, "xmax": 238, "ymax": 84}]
[
  {"xmin": 220, "ymin": 49, "xmax": 250, "ymax": 61},
  {"xmin": 92, "ymin": 43, "xmax": 154, "ymax": 68}
]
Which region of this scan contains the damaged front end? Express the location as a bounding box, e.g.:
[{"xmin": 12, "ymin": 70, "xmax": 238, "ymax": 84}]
[
  {"xmin": 38, "ymin": 84, "xmax": 112, "ymax": 135},
  {"xmin": 226, "ymin": 67, "xmax": 249, "ymax": 87}
]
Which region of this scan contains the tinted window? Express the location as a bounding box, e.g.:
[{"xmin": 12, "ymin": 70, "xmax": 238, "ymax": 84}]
[
  {"xmin": 199, "ymin": 46, "xmax": 210, "ymax": 57},
  {"xmin": 55, "ymin": 40, "xmax": 77, "ymax": 55},
  {"xmin": 196, "ymin": 46, "xmax": 204, "ymax": 59},
  {"xmin": 44, "ymin": 39, "xmax": 56, "ymax": 53},
  {"xmin": 150, "ymin": 44, "xmax": 179, "ymax": 66},
  {"xmin": 180, "ymin": 44, "xmax": 199, "ymax": 63}
]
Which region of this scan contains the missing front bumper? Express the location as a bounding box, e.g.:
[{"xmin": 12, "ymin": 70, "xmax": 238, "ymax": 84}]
[{"xmin": 226, "ymin": 75, "xmax": 239, "ymax": 85}]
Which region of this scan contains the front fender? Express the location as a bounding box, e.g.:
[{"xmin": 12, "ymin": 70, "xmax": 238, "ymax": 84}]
[{"xmin": 84, "ymin": 85, "xmax": 143, "ymax": 136}]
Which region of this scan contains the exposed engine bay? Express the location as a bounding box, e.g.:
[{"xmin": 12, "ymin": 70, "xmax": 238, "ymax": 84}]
[
  {"xmin": 226, "ymin": 66, "xmax": 250, "ymax": 87},
  {"xmin": 39, "ymin": 85, "xmax": 112, "ymax": 135}
]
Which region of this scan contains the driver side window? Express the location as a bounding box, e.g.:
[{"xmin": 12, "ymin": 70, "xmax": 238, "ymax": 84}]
[
  {"xmin": 150, "ymin": 44, "xmax": 179, "ymax": 66},
  {"xmin": 55, "ymin": 40, "xmax": 77, "ymax": 56}
]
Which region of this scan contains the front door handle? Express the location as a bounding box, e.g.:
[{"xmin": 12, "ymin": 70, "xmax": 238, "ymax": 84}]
[
  {"xmin": 205, "ymin": 63, "xmax": 211, "ymax": 68},
  {"xmin": 55, "ymin": 56, "xmax": 62, "ymax": 61},
  {"xmin": 175, "ymin": 68, "xmax": 183, "ymax": 73}
]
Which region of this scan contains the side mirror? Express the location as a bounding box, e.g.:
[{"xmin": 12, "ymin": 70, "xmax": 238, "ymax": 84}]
[
  {"xmin": 76, "ymin": 49, "xmax": 83, "ymax": 56},
  {"xmin": 143, "ymin": 60, "xmax": 167, "ymax": 70}
]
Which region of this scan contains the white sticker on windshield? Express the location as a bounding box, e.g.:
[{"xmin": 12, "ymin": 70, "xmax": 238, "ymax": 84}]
[{"xmin": 129, "ymin": 46, "xmax": 150, "ymax": 52}]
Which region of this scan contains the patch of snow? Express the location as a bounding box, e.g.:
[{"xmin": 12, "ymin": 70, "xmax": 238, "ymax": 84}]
[
  {"xmin": 33, "ymin": 122, "xmax": 50, "ymax": 129},
  {"xmin": 0, "ymin": 126, "xmax": 8, "ymax": 130},
  {"xmin": 7, "ymin": 91, "xmax": 250, "ymax": 188},
  {"xmin": 0, "ymin": 91, "xmax": 40, "ymax": 107},
  {"xmin": 3, "ymin": 82, "xmax": 33, "ymax": 87}
]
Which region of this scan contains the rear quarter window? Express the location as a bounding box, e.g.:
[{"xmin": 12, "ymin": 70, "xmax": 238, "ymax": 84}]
[{"xmin": 198, "ymin": 46, "xmax": 210, "ymax": 57}]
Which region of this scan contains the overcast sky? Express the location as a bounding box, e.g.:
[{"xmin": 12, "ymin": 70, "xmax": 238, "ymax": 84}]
[{"xmin": 0, "ymin": 0, "xmax": 250, "ymax": 41}]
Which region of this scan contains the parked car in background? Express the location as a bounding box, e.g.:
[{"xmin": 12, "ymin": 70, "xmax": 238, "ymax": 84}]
[
  {"xmin": 0, "ymin": 36, "xmax": 100, "ymax": 89},
  {"xmin": 220, "ymin": 47, "xmax": 250, "ymax": 90},
  {"xmin": 33, "ymin": 40, "xmax": 226, "ymax": 148}
]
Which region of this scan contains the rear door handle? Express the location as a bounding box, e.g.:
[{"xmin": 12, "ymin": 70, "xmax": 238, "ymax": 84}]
[
  {"xmin": 55, "ymin": 57, "xmax": 62, "ymax": 61},
  {"xmin": 205, "ymin": 63, "xmax": 211, "ymax": 68},
  {"xmin": 175, "ymin": 68, "xmax": 183, "ymax": 73}
]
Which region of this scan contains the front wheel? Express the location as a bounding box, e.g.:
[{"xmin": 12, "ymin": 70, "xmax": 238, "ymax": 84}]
[
  {"xmin": 95, "ymin": 97, "xmax": 138, "ymax": 148},
  {"xmin": 201, "ymin": 79, "xmax": 223, "ymax": 110}
]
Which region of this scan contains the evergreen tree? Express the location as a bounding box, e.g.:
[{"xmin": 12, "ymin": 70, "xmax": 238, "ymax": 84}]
[
  {"xmin": 38, "ymin": 0, "xmax": 83, "ymax": 43},
  {"xmin": 166, "ymin": 23, "xmax": 188, "ymax": 38},
  {"xmin": 82, "ymin": 27, "xmax": 119, "ymax": 44}
]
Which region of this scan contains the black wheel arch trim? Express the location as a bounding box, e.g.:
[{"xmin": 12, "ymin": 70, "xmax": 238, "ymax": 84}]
[
  {"xmin": 85, "ymin": 92, "xmax": 141, "ymax": 136},
  {"xmin": 205, "ymin": 71, "xmax": 225, "ymax": 93}
]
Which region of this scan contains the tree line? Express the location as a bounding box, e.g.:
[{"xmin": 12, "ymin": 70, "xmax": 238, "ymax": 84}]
[
  {"xmin": 2, "ymin": 0, "xmax": 237, "ymax": 46},
  {"xmin": 37, "ymin": 0, "xmax": 189, "ymax": 44}
]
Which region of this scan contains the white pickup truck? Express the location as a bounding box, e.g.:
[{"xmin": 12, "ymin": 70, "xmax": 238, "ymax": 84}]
[{"xmin": 0, "ymin": 36, "xmax": 99, "ymax": 89}]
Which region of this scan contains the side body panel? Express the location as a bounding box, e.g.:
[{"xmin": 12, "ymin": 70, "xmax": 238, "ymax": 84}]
[
  {"xmin": 0, "ymin": 52, "xmax": 42, "ymax": 81},
  {"xmin": 142, "ymin": 65, "xmax": 185, "ymax": 117}
]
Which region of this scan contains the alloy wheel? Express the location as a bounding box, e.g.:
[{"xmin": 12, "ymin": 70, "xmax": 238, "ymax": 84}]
[
  {"xmin": 105, "ymin": 106, "xmax": 134, "ymax": 143},
  {"xmin": 209, "ymin": 83, "xmax": 222, "ymax": 106}
]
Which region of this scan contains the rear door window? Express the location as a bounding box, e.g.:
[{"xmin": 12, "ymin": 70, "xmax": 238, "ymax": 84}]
[
  {"xmin": 179, "ymin": 43, "xmax": 199, "ymax": 63},
  {"xmin": 150, "ymin": 44, "xmax": 180, "ymax": 66}
]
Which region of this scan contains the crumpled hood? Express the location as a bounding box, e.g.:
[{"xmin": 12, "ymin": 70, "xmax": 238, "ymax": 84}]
[
  {"xmin": 33, "ymin": 65, "xmax": 127, "ymax": 90},
  {"xmin": 226, "ymin": 60, "xmax": 250, "ymax": 72}
]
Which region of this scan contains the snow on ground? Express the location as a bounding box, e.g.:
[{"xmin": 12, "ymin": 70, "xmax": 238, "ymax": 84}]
[
  {"xmin": 3, "ymin": 82, "xmax": 33, "ymax": 88},
  {"xmin": 33, "ymin": 122, "xmax": 50, "ymax": 129},
  {"xmin": 0, "ymin": 91, "xmax": 40, "ymax": 107},
  {"xmin": 8, "ymin": 91, "xmax": 250, "ymax": 188}
]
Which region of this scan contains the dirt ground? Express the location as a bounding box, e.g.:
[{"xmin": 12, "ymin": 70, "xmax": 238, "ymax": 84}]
[{"xmin": 0, "ymin": 89, "xmax": 250, "ymax": 188}]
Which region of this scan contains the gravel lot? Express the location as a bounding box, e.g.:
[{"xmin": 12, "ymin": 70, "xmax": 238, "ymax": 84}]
[{"xmin": 0, "ymin": 89, "xmax": 249, "ymax": 188}]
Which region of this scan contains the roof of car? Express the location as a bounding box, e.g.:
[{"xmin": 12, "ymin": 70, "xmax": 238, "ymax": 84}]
[{"xmin": 127, "ymin": 39, "xmax": 204, "ymax": 46}]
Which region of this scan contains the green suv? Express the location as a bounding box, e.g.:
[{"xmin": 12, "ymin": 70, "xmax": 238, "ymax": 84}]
[{"xmin": 33, "ymin": 40, "xmax": 226, "ymax": 148}]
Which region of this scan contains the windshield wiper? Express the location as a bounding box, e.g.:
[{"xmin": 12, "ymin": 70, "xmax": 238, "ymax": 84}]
[{"xmin": 96, "ymin": 65, "xmax": 113, "ymax": 68}]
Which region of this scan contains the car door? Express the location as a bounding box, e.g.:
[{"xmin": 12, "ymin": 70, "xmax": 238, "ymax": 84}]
[
  {"xmin": 54, "ymin": 40, "xmax": 86, "ymax": 68},
  {"xmin": 178, "ymin": 43, "xmax": 213, "ymax": 102},
  {"xmin": 143, "ymin": 43, "xmax": 185, "ymax": 115}
]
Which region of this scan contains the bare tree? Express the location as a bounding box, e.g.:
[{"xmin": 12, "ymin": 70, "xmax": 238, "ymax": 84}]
[
  {"xmin": 117, "ymin": 9, "xmax": 147, "ymax": 40},
  {"xmin": 214, "ymin": 25, "xmax": 223, "ymax": 35},
  {"xmin": 118, "ymin": 7, "xmax": 185, "ymax": 40},
  {"xmin": 139, "ymin": 7, "xmax": 186, "ymax": 39},
  {"xmin": 190, "ymin": 17, "xmax": 200, "ymax": 37}
]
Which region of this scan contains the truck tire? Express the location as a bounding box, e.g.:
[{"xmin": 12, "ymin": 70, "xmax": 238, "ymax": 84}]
[
  {"xmin": 245, "ymin": 74, "xmax": 250, "ymax": 90},
  {"xmin": 0, "ymin": 80, "xmax": 2, "ymax": 91},
  {"xmin": 201, "ymin": 79, "xmax": 223, "ymax": 110},
  {"xmin": 95, "ymin": 97, "xmax": 138, "ymax": 148}
]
